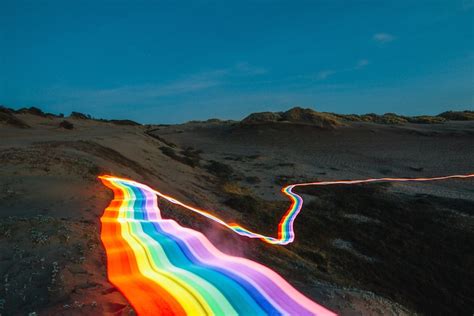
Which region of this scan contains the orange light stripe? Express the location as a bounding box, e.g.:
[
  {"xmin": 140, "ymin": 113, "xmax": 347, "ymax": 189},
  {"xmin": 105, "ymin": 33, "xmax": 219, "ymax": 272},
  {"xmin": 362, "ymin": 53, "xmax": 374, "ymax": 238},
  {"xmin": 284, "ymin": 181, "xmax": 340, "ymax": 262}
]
[{"xmin": 100, "ymin": 178, "xmax": 186, "ymax": 316}]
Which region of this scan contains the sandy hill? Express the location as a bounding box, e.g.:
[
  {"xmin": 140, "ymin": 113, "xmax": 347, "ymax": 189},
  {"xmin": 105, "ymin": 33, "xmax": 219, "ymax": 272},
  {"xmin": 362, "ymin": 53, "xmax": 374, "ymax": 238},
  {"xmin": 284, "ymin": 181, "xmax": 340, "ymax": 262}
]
[
  {"xmin": 0, "ymin": 106, "xmax": 473, "ymax": 315},
  {"xmin": 241, "ymin": 106, "xmax": 474, "ymax": 127},
  {"xmin": 241, "ymin": 107, "xmax": 343, "ymax": 128}
]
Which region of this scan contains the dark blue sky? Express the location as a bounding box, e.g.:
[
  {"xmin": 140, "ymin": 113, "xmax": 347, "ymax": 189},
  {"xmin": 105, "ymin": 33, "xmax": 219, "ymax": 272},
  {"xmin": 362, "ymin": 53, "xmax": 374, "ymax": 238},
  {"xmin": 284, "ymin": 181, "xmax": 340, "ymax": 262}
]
[{"xmin": 1, "ymin": 0, "xmax": 473, "ymax": 123}]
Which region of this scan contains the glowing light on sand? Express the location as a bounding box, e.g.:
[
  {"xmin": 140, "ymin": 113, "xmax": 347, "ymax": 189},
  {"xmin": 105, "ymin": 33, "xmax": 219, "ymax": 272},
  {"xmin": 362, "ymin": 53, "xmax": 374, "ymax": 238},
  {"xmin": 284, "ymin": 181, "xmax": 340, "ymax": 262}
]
[
  {"xmin": 99, "ymin": 173, "xmax": 473, "ymax": 315},
  {"xmin": 100, "ymin": 176, "xmax": 335, "ymax": 315}
]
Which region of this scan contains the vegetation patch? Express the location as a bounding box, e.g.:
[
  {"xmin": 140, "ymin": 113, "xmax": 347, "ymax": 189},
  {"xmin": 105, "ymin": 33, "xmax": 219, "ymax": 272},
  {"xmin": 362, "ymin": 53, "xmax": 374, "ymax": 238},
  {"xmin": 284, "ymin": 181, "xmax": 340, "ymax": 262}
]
[
  {"xmin": 274, "ymin": 174, "xmax": 309, "ymax": 186},
  {"xmin": 242, "ymin": 107, "xmax": 343, "ymax": 129},
  {"xmin": 145, "ymin": 130, "xmax": 177, "ymax": 148},
  {"xmin": 159, "ymin": 146, "xmax": 201, "ymax": 168},
  {"xmin": 59, "ymin": 120, "xmax": 74, "ymax": 130},
  {"xmin": 220, "ymin": 181, "xmax": 285, "ymax": 233},
  {"xmin": 286, "ymin": 183, "xmax": 474, "ymax": 315},
  {"xmin": 205, "ymin": 160, "xmax": 235, "ymax": 180},
  {"xmin": 245, "ymin": 176, "xmax": 261, "ymax": 184},
  {"xmin": 241, "ymin": 106, "xmax": 474, "ymax": 127},
  {"xmin": 407, "ymin": 115, "xmax": 446, "ymax": 124},
  {"xmin": 0, "ymin": 107, "xmax": 30, "ymax": 128},
  {"xmin": 108, "ymin": 119, "xmax": 141, "ymax": 126},
  {"xmin": 15, "ymin": 107, "xmax": 50, "ymax": 117},
  {"xmin": 438, "ymin": 110, "xmax": 474, "ymax": 121},
  {"xmin": 181, "ymin": 147, "xmax": 202, "ymax": 166},
  {"xmin": 69, "ymin": 112, "xmax": 91, "ymax": 120},
  {"xmin": 222, "ymin": 182, "xmax": 253, "ymax": 196}
]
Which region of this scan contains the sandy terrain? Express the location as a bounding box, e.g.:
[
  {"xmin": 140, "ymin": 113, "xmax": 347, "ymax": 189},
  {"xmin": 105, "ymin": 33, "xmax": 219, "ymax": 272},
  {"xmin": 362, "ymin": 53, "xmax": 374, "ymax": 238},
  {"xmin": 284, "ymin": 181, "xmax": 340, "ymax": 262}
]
[
  {"xmin": 1, "ymin": 109, "xmax": 473, "ymax": 315},
  {"xmin": 154, "ymin": 120, "xmax": 474, "ymax": 200}
]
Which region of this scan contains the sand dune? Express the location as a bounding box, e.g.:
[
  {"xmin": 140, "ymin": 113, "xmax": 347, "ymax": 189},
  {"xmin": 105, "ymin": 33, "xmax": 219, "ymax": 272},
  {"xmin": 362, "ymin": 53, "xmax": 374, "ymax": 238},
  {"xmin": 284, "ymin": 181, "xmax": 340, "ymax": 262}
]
[{"xmin": 1, "ymin": 108, "xmax": 473, "ymax": 315}]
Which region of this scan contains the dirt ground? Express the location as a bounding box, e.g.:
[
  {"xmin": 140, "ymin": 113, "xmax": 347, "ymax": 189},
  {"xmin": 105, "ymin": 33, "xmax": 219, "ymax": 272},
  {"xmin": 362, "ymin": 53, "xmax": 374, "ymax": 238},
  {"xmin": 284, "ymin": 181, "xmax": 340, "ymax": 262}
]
[{"xmin": 1, "ymin": 112, "xmax": 473, "ymax": 315}]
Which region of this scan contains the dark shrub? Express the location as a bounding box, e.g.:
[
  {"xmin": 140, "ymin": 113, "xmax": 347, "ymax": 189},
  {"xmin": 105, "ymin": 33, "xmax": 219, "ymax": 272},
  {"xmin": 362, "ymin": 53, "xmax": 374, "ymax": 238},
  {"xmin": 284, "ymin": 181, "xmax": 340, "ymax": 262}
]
[
  {"xmin": 0, "ymin": 111, "xmax": 30, "ymax": 128},
  {"xmin": 70, "ymin": 111, "xmax": 90, "ymax": 119},
  {"xmin": 438, "ymin": 110, "xmax": 474, "ymax": 121},
  {"xmin": 225, "ymin": 195, "xmax": 260, "ymax": 213},
  {"xmin": 59, "ymin": 120, "xmax": 74, "ymax": 130},
  {"xmin": 160, "ymin": 146, "xmax": 177, "ymax": 158},
  {"xmin": 274, "ymin": 175, "xmax": 294, "ymax": 186},
  {"xmin": 160, "ymin": 146, "xmax": 200, "ymax": 168},
  {"xmin": 145, "ymin": 130, "xmax": 177, "ymax": 148},
  {"xmin": 407, "ymin": 116, "xmax": 446, "ymax": 124},
  {"xmin": 109, "ymin": 119, "xmax": 141, "ymax": 126},
  {"xmin": 221, "ymin": 183, "xmax": 276, "ymax": 224},
  {"xmin": 245, "ymin": 176, "xmax": 261, "ymax": 184},
  {"xmin": 88, "ymin": 164, "xmax": 101, "ymax": 176},
  {"xmin": 205, "ymin": 160, "xmax": 234, "ymax": 179},
  {"xmin": 17, "ymin": 106, "xmax": 46, "ymax": 117},
  {"xmin": 0, "ymin": 106, "xmax": 12, "ymax": 114}
]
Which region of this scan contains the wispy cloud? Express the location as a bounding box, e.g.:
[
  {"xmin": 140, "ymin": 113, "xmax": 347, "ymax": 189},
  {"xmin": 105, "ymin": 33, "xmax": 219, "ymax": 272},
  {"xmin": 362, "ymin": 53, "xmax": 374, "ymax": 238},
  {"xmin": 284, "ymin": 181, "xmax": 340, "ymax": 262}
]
[
  {"xmin": 355, "ymin": 59, "xmax": 369, "ymax": 69},
  {"xmin": 316, "ymin": 70, "xmax": 337, "ymax": 80},
  {"xmin": 462, "ymin": 0, "xmax": 474, "ymax": 10},
  {"xmin": 373, "ymin": 33, "xmax": 395, "ymax": 43},
  {"xmin": 155, "ymin": 63, "xmax": 267, "ymax": 95},
  {"xmin": 233, "ymin": 62, "xmax": 267, "ymax": 76},
  {"xmin": 316, "ymin": 59, "xmax": 369, "ymax": 80},
  {"xmin": 65, "ymin": 72, "xmax": 222, "ymax": 103},
  {"xmin": 41, "ymin": 62, "xmax": 267, "ymax": 110}
]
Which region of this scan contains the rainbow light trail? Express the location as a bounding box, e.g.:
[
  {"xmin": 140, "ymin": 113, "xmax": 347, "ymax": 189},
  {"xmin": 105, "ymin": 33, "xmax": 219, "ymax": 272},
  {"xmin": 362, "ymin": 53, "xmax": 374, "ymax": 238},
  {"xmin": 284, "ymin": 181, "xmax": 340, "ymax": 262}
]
[{"xmin": 99, "ymin": 173, "xmax": 473, "ymax": 315}]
